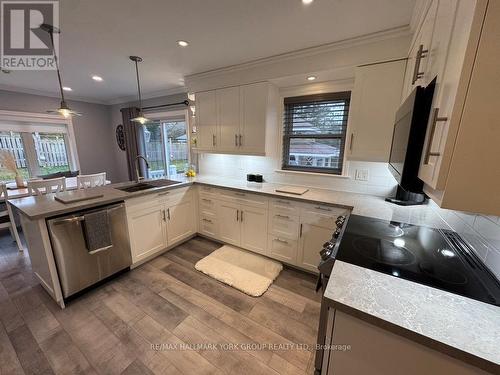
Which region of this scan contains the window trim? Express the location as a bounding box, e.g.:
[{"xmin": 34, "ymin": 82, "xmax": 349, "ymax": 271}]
[
  {"xmin": 142, "ymin": 109, "xmax": 191, "ymax": 178},
  {"xmin": 281, "ymin": 91, "xmax": 351, "ymax": 175},
  {"xmin": 0, "ymin": 110, "xmax": 80, "ymax": 178}
]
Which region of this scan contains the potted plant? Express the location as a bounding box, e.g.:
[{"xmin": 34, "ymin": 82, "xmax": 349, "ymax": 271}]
[{"xmin": 0, "ymin": 150, "xmax": 25, "ymax": 188}]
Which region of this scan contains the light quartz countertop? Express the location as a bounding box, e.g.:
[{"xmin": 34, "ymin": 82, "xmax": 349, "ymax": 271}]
[
  {"xmin": 8, "ymin": 175, "xmax": 499, "ymax": 371},
  {"xmin": 326, "ymin": 261, "xmax": 500, "ymax": 373}
]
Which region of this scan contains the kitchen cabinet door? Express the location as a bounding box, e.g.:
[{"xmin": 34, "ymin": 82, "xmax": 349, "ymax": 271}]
[
  {"xmin": 401, "ymin": 0, "xmax": 438, "ymax": 101},
  {"xmin": 166, "ymin": 199, "xmax": 196, "ymax": 246},
  {"xmin": 240, "ymin": 204, "xmax": 268, "ymax": 255},
  {"xmin": 127, "ymin": 205, "xmax": 167, "ymax": 263},
  {"xmin": 348, "ymin": 60, "xmax": 405, "ymax": 162},
  {"xmin": 217, "ymin": 201, "xmax": 241, "ymax": 247},
  {"xmin": 419, "ymin": 0, "xmax": 478, "ymax": 189},
  {"xmin": 298, "ymin": 223, "xmax": 331, "ymax": 273},
  {"xmin": 216, "ymin": 86, "xmax": 240, "ymax": 152},
  {"xmin": 239, "ymin": 82, "xmax": 268, "ymax": 155},
  {"xmin": 196, "ymin": 90, "xmax": 218, "ymax": 150}
]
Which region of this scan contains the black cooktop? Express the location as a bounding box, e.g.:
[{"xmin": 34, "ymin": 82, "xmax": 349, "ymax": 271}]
[{"xmin": 335, "ymin": 215, "xmax": 500, "ymax": 306}]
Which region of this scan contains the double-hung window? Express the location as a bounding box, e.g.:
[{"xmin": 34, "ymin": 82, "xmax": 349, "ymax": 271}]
[{"xmin": 282, "ymin": 92, "xmax": 351, "ymax": 175}]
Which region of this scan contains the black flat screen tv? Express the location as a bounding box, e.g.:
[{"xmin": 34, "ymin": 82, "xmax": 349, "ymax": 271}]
[{"xmin": 387, "ymin": 79, "xmax": 435, "ymax": 205}]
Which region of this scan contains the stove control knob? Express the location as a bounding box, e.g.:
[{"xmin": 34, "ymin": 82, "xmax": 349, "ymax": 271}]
[
  {"xmin": 335, "ymin": 215, "xmax": 346, "ymax": 227},
  {"xmin": 333, "ymin": 228, "xmax": 342, "ymax": 238},
  {"xmin": 323, "ymin": 241, "xmax": 333, "ymax": 249}
]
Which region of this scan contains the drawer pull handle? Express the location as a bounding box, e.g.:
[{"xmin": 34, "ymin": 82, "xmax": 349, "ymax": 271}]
[
  {"xmin": 315, "ymin": 206, "xmax": 332, "ymax": 212},
  {"xmin": 201, "ymin": 198, "xmax": 212, "ymax": 202},
  {"xmin": 235, "ymin": 134, "xmax": 238, "ymax": 147},
  {"xmin": 202, "ymin": 218, "xmax": 213, "ymax": 223},
  {"xmin": 157, "ymin": 191, "xmax": 170, "ymax": 196},
  {"xmin": 212, "ymin": 134, "xmax": 216, "ymax": 147},
  {"xmin": 236, "ymin": 210, "xmax": 239, "ymax": 222},
  {"xmin": 235, "ymin": 192, "xmax": 246, "ymax": 197},
  {"xmin": 276, "ymin": 200, "xmax": 290, "ymax": 205},
  {"xmin": 275, "ymin": 214, "xmax": 290, "ymax": 219},
  {"xmin": 275, "ymin": 238, "xmax": 288, "ymax": 244},
  {"xmin": 423, "ymin": 108, "xmax": 447, "ymax": 164},
  {"xmin": 412, "ymin": 44, "xmax": 428, "ymax": 85}
]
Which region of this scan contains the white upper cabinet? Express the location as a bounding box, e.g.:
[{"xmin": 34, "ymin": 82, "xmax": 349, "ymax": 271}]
[
  {"xmin": 401, "ymin": 0, "xmax": 438, "ymax": 100},
  {"xmin": 347, "ymin": 60, "xmax": 406, "ymax": 162},
  {"xmin": 409, "ymin": 0, "xmax": 500, "ymax": 215},
  {"xmin": 418, "ymin": 0, "xmax": 477, "ymax": 189},
  {"xmin": 196, "ymin": 90, "xmax": 218, "ymax": 150},
  {"xmin": 240, "ymin": 82, "xmax": 269, "ymax": 154},
  {"xmin": 216, "ymin": 86, "xmax": 240, "ymax": 152},
  {"xmin": 194, "ymin": 82, "xmax": 276, "ymax": 155}
]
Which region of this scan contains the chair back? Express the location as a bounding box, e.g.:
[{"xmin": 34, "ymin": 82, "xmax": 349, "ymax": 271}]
[
  {"xmin": 0, "ymin": 184, "xmax": 8, "ymax": 217},
  {"xmin": 77, "ymin": 172, "xmax": 106, "ymax": 189},
  {"xmin": 27, "ymin": 177, "xmax": 66, "ymax": 196}
]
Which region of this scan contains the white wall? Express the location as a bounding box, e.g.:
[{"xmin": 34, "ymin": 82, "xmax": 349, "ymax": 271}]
[{"xmin": 0, "ymin": 90, "xmax": 121, "ymax": 181}]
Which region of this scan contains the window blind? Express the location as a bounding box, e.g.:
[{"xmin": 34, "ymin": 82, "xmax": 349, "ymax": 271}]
[{"xmin": 282, "ymin": 91, "xmax": 351, "ymax": 174}]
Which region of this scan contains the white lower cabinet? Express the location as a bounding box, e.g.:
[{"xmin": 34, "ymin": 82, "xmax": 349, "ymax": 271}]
[
  {"xmin": 217, "ymin": 200, "xmax": 268, "ymax": 254},
  {"xmin": 298, "ymin": 223, "xmax": 333, "ymax": 273},
  {"xmin": 218, "ymin": 201, "xmax": 241, "ymax": 246},
  {"xmin": 126, "ymin": 188, "xmax": 196, "ymax": 265},
  {"xmin": 166, "ymin": 199, "xmax": 196, "ymax": 246},
  {"xmin": 267, "ymin": 235, "xmax": 298, "ymax": 264},
  {"xmin": 240, "ymin": 204, "xmax": 268, "ymax": 255},
  {"xmin": 127, "ymin": 204, "xmax": 167, "ymax": 264}
]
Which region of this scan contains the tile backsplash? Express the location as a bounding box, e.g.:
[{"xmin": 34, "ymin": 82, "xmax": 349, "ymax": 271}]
[
  {"xmin": 198, "ymin": 154, "xmax": 398, "ymax": 197},
  {"xmin": 430, "ymin": 201, "xmax": 500, "ymax": 280}
]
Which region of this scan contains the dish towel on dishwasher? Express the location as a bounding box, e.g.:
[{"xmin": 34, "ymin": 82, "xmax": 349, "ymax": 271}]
[{"xmin": 82, "ymin": 210, "xmax": 112, "ymax": 253}]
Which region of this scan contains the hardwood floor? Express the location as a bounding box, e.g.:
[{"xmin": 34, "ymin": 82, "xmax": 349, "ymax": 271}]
[{"xmin": 0, "ymin": 232, "xmax": 321, "ymax": 374}]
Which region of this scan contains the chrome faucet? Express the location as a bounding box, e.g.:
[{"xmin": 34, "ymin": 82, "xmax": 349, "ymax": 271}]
[{"xmin": 135, "ymin": 155, "xmax": 150, "ymax": 182}]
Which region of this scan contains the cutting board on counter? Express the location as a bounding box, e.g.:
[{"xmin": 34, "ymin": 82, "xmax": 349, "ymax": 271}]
[
  {"xmin": 275, "ymin": 186, "xmax": 309, "ymax": 195},
  {"xmin": 55, "ymin": 190, "xmax": 104, "ymax": 204}
]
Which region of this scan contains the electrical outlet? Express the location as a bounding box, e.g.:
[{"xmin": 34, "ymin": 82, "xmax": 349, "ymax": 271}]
[{"xmin": 355, "ymin": 169, "xmax": 369, "ymax": 181}]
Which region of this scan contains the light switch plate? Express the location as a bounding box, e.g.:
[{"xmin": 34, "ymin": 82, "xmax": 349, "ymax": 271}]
[{"xmin": 355, "ymin": 169, "xmax": 369, "ymax": 181}]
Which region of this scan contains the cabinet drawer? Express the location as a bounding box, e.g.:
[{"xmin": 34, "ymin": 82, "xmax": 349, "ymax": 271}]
[
  {"xmin": 199, "ymin": 194, "xmax": 217, "ymax": 214},
  {"xmin": 269, "ymin": 212, "xmax": 299, "ymax": 240},
  {"xmin": 218, "ymin": 189, "xmax": 268, "ymax": 208},
  {"xmin": 267, "ymin": 235, "xmax": 298, "ymax": 264},
  {"xmin": 199, "ymin": 214, "xmax": 218, "ymax": 239},
  {"xmin": 270, "ymin": 198, "xmax": 301, "ymax": 216},
  {"xmin": 198, "ymin": 185, "xmax": 220, "ymax": 197},
  {"xmin": 300, "ymin": 204, "xmax": 348, "ymax": 229}
]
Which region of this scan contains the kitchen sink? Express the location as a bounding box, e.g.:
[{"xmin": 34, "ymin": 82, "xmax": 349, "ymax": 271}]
[
  {"xmin": 115, "ymin": 179, "xmax": 182, "ymax": 193},
  {"xmin": 115, "ymin": 182, "xmax": 157, "ymax": 193}
]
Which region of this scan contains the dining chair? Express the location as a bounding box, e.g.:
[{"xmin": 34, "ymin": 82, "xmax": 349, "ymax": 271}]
[
  {"xmin": 27, "ymin": 177, "xmax": 66, "ymax": 196},
  {"xmin": 77, "ymin": 172, "xmax": 106, "ymax": 189},
  {"xmin": 0, "ymin": 184, "xmax": 23, "ymax": 251}
]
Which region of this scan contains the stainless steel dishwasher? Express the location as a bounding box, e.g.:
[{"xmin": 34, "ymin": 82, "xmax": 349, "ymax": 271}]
[{"xmin": 47, "ymin": 202, "xmax": 131, "ymax": 298}]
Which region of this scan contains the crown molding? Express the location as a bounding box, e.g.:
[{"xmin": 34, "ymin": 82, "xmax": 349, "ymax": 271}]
[
  {"xmin": 0, "ymin": 84, "xmax": 108, "ymax": 105},
  {"xmin": 186, "ymin": 25, "xmax": 411, "ymax": 82},
  {"xmin": 0, "ymin": 83, "xmax": 188, "ymax": 106},
  {"xmin": 105, "ymin": 86, "xmax": 187, "ymax": 106}
]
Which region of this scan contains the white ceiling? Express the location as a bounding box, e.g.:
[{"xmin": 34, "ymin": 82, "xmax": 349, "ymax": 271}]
[{"xmin": 0, "ymin": 0, "xmax": 416, "ymax": 104}]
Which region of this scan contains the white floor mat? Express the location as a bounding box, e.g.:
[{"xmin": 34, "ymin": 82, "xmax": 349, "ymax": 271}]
[{"xmin": 194, "ymin": 245, "xmax": 283, "ymax": 297}]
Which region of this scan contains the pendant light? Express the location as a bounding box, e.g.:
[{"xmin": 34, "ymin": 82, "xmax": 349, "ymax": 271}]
[
  {"xmin": 129, "ymin": 56, "xmax": 149, "ymax": 124},
  {"xmin": 41, "ymin": 24, "xmax": 82, "ymax": 118}
]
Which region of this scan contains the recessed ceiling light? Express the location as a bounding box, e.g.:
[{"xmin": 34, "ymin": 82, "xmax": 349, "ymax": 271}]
[
  {"xmin": 62, "ymin": 86, "xmax": 72, "ymax": 91},
  {"xmin": 177, "ymin": 40, "xmax": 189, "ymax": 47},
  {"xmin": 307, "ymin": 76, "xmax": 317, "ymax": 81},
  {"xmin": 92, "ymin": 75, "xmax": 103, "ymax": 82},
  {"xmin": 302, "ymin": 0, "xmax": 314, "ymax": 4}
]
